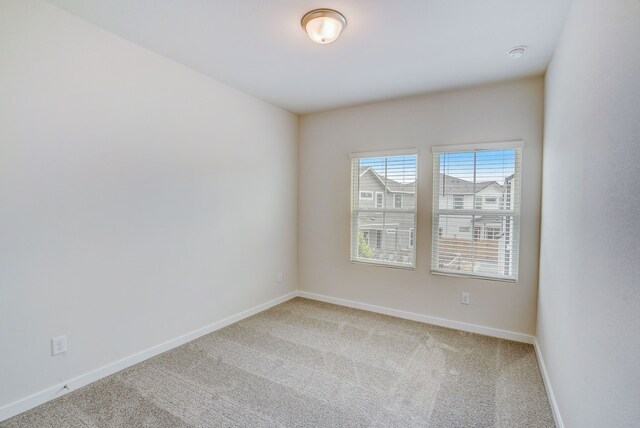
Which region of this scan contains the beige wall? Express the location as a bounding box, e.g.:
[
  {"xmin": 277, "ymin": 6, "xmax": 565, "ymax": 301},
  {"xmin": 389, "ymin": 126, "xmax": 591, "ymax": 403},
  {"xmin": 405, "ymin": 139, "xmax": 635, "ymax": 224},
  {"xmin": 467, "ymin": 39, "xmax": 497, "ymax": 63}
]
[
  {"xmin": 0, "ymin": 0, "xmax": 297, "ymax": 410},
  {"xmin": 538, "ymin": 0, "xmax": 640, "ymax": 426},
  {"xmin": 299, "ymin": 77, "xmax": 544, "ymax": 335}
]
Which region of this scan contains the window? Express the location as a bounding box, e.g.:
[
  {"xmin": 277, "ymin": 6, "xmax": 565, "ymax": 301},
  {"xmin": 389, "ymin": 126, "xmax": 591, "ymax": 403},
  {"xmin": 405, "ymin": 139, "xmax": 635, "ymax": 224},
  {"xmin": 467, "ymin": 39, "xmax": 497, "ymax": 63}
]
[
  {"xmin": 485, "ymin": 227, "xmax": 502, "ymax": 240},
  {"xmin": 361, "ymin": 229, "xmax": 382, "ymax": 249},
  {"xmin": 360, "ymin": 191, "xmax": 373, "ymax": 200},
  {"xmin": 431, "ymin": 141, "xmax": 523, "ymax": 281},
  {"xmin": 409, "ymin": 228, "xmax": 415, "ymax": 247},
  {"xmin": 374, "ymin": 230, "xmax": 382, "ymax": 249},
  {"xmin": 474, "ymin": 196, "xmax": 483, "ymax": 209},
  {"xmin": 375, "ymin": 192, "xmax": 383, "ymax": 208},
  {"xmin": 351, "ymin": 150, "xmax": 417, "ymax": 269}
]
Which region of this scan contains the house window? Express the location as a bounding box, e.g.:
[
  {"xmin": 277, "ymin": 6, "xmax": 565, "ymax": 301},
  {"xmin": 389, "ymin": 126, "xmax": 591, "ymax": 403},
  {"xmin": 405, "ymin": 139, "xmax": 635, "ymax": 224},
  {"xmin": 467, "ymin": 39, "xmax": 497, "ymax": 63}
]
[
  {"xmin": 474, "ymin": 196, "xmax": 483, "ymax": 209},
  {"xmin": 474, "ymin": 226, "xmax": 482, "ymax": 240},
  {"xmin": 360, "ymin": 229, "xmax": 382, "ymax": 249},
  {"xmin": 394, "ymin": 194, "xmax": 403, "ymax": 208},
  {"xmin": 374, "ymin": 230, "xmax": 382, "ymax": 249},
  {"xmin": 351, "ymin": 150, "xmax": 417, "ymax": 269},
  {"xmin": 431, "ymin": 141, "xmax": 523, "ymax": 281},
  {"xmin": 485, "ymin": 227, "xmax": 502, "ymax": 240},
  {"xmin": 375, "ymin": 192, "xmax": 383, "ymax": 208},
  {"xmin": 360, "ymin": 191, "xmax": 373, "ymax": 200}
]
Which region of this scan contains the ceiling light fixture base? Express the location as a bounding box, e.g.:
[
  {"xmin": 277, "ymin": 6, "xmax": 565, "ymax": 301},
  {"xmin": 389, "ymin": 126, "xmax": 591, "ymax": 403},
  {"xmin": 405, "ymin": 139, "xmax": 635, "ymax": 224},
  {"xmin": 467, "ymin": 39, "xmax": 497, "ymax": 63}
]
[{"xmin": 301, "ymin": 9, "xmax": 347, "ymax": 44}]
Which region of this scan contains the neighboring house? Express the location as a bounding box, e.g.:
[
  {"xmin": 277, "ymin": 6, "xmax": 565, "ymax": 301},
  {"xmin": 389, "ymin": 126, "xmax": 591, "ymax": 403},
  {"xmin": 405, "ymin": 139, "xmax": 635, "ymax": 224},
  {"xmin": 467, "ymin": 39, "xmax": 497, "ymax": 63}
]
[
  {"xmin": 356, "ymin": 169, "xmax": 515, "ymax": 273},
  {"xmin": 356, "ymin": 167, "xmax": 416, "ymax": 263},
  {"xmin": 435, "ymin": 173, "xmax": 516, "ymax": 276},
  {"xmin": 436, "ymin": 174, "xmax": 505, "ymax": 241}
]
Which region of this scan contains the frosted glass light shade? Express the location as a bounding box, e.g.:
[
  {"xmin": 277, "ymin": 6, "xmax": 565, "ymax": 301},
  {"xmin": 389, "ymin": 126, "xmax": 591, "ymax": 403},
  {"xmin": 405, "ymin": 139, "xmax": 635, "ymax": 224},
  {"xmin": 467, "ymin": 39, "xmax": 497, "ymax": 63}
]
[{"xmin": 301, "ymin": 9, "xmax": 346, "ymax": 44}]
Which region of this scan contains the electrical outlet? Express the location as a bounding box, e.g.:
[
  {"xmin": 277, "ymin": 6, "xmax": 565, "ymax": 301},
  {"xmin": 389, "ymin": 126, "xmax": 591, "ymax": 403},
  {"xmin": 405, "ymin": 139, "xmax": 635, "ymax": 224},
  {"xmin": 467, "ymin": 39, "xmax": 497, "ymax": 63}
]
[
  {"xmin": 51, "ymin": 335, "xmax": 67, "ymax": 356},
  {"xmin": 461, "ymin": 292, "xmax": 470, "ymax": 305},
  {"xmin": 277, "ymin": 272, "xmax": 283, "ymax": 283}
]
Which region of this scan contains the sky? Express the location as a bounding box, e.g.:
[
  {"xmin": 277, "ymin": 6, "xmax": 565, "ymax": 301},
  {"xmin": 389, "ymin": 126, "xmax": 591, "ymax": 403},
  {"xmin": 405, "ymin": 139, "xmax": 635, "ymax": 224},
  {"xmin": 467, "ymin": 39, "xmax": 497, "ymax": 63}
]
[
  {"xmin": 439, "ymin": 150, "xmax": 516, "ymax": 184},
  {"xmin": 358, "ymin": 150, "xmax": 517, "ymax": 184},
  {"xmin": 359, "ymin": 155, "xmax": 417, "ymax": 184}
]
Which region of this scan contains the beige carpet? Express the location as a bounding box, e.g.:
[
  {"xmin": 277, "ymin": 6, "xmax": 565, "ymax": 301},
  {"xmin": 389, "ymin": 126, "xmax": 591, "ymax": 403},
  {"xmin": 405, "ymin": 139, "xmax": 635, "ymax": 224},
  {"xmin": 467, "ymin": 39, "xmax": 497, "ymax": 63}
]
[{"xmin": 1, "ymin": 297, "xmax": 555, "ymax": 427}]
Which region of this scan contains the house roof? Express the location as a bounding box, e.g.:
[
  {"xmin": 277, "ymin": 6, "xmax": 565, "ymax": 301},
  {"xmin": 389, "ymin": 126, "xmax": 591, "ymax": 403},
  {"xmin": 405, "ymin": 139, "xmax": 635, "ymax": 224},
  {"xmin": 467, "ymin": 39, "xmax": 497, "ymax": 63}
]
[
  {"xmin": 359, "ymin": 168, "xmax": 503, "ymax": 195},
  {"xmin": 438, "ymin": 174, "xmax": 502, "ymax": 194},
  {"xmin": 475, "ymin": 215, "xmax": 504, "ymax": 224},
  {"xmin": 359, "ymin": 167, "xmax": 415, "ymax": 193}
]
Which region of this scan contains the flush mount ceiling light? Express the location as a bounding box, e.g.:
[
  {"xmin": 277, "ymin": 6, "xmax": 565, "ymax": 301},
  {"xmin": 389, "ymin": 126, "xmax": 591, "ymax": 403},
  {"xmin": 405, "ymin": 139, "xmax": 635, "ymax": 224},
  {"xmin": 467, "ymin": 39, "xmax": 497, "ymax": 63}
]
[
  {"xmin": 507, "ymin": 46, "xmax": 527, "ymax": 59},
  {"xmin": 301, "ymin": 9, "xmax": 347, "ymax": 44}
]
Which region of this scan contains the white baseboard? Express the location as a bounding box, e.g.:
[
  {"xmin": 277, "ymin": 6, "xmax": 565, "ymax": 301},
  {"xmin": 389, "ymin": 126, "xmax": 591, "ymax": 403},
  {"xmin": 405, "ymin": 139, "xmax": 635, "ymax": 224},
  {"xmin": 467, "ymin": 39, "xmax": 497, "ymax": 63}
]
[
  {"xmin": 1, "ymin": 290, "xmax": 549, "ymax": 424},
  {"xmin": 534, "ymin": 339, "xmax": 564, "ymax": 428},
  {"xmin": 299, "ymin": 290, "xmax": 560, "ymax": 425},
  {"xmin": 297, "ymin": 291, "xmax": 535, "ymax": 344},
  {"xmin": 0, "ymin": 291, "xmax": 297, "ymax": 422}
]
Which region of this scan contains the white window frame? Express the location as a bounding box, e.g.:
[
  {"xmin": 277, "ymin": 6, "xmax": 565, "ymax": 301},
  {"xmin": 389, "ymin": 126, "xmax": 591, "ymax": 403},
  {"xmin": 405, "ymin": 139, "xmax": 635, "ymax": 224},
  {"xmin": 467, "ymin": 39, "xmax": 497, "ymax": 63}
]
[
  {"xmin": 431, "ymin": 141, "xmax": 523, "ymax": 282},
  {"xmin": 350, "ymin": 149, "xmax": 418, "ymax": 269}
]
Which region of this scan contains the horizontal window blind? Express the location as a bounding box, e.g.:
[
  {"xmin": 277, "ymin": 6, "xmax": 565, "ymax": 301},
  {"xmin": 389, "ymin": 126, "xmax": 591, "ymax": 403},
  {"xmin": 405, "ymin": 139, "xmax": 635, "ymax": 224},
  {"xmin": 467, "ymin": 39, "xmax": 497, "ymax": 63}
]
[
  {"xmin": 431, "ymin": 142, "xmax": 523, "ymax": 281},
  {"xmin": 351, "ymin": 151, "xmax": 417, "ymax": 269}
]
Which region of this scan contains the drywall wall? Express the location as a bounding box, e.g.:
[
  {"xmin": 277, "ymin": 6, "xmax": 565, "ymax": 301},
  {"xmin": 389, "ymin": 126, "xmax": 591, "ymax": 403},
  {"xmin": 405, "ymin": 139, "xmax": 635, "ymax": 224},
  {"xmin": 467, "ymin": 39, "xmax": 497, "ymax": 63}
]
[
  {"xmin": 538, "ymin": 0, "xmax": 640, "ymax": 426},
  {"xmin": 0, "ymin": 0, "xmax": 297, "ymax": 413},
  {"xmin": 299, "ymin": 77, "xmax": 544, "ymax": 335}
]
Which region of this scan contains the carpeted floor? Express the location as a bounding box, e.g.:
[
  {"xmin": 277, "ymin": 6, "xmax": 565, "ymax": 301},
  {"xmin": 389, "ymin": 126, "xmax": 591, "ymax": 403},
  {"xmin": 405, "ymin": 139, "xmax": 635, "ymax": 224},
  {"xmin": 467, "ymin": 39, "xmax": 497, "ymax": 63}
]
[{"xmin": 1, "ymin": 297, "xmax": 555, "ymax": 427}]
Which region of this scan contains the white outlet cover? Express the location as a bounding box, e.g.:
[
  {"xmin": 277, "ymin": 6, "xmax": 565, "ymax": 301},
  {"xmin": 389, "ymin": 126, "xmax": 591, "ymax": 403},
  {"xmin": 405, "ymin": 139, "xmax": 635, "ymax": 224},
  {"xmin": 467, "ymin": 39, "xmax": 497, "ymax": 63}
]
[
  {"xmin": 52, "ymin": 335, "xmax": 67, "ymax": 356},
  {"xmin": 277, "ymin": 272, "xmax": 283, "ymax": 283}
]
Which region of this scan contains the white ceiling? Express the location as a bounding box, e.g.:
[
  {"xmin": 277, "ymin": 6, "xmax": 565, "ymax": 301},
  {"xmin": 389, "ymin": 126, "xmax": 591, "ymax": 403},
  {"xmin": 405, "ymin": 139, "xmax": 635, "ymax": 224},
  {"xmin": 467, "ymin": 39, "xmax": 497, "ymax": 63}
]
[{"xmin": 45, "ymin": 0, "xmax": 572, "ymax": 114}]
